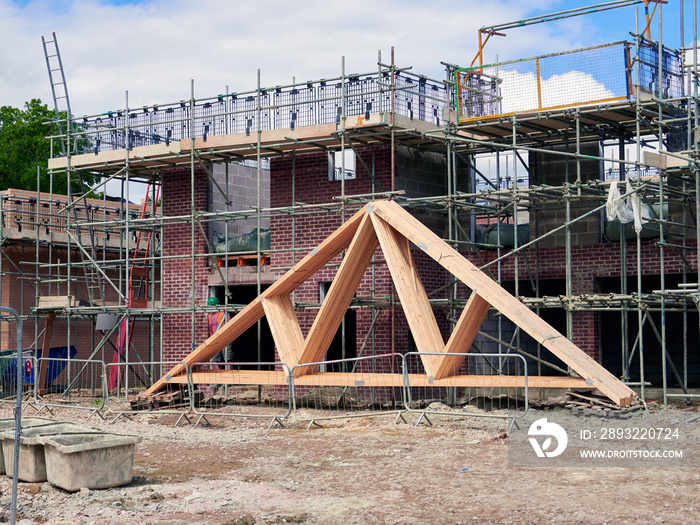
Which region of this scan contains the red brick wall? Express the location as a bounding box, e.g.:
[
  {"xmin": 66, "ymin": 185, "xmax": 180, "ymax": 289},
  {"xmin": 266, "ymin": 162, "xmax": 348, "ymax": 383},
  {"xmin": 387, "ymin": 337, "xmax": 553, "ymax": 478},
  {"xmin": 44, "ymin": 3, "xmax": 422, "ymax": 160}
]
[
  {"xmin": 161, "ymin": 167, "xmax": 210, "ymax": 361},
  {"xmin": 466, "ymin": 240, "xmax": 697, "ymax": 359},
  {"xmin": 270, "ymin": 149, "xmax": 394, "ymax": 370},
  {"xmin": 268, "ymin": 147, "xmax": 454, "ymax": 371},
  {"xmin": 158, "ymin": 147, "xmax": 697, "ymax": 372}
]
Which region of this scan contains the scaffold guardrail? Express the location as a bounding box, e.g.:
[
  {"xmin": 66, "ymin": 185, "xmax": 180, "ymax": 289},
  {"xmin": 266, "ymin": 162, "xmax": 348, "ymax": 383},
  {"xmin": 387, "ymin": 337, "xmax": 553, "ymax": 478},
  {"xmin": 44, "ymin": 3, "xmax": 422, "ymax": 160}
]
[
  {"xmin": 64, "ymin": 70, "xmax": 450, "ymax": 154},
  {"xmin": 456, "ymin": 41, "xmax": 632, "ymax": 122}
]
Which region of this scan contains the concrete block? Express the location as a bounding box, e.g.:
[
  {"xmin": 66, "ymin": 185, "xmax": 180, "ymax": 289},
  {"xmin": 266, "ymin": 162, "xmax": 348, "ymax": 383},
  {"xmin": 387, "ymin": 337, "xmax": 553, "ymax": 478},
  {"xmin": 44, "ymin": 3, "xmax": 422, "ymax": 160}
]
[
  {"xmin": 569, "ymin": 220, "xmax": 590, "ymax": 234},
  {"xmin": 574, "ymin": 232, "xmax": 601, "ymax": 246},
  {"xmin": 38, "ymin": 433, "xmax": 142, "ymax": 492},
  {"xmin": 0, "ymin": 417, "xmax": 57, "ymax": 475},
  {"xmin": 1, "ymin": 422, "xmax": 92, "ymax": 482}
]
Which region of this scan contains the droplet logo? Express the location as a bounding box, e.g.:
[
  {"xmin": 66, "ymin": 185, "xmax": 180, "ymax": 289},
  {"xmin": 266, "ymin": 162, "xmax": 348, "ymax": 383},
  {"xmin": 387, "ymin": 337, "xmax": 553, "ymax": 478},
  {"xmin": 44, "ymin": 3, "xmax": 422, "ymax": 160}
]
[{"xmin": 528, "ymin": 418, "xmax": 568, "ymax": 458}]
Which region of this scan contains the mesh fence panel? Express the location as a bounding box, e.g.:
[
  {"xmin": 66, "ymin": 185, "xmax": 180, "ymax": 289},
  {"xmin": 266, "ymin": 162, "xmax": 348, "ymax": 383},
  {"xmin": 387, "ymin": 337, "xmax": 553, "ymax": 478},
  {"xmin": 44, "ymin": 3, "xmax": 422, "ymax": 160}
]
[
  {"xmin": 394, "ymin": 74, "xmax": 449, "ymax": 126},
  {"xmin": 0, "ymin": 355, "xmax": 33, "ymax": 403},
  {"xmin": 457, "ymin": 42, "xmax": 631, "ymax": 121},
  {"xmin": 317, "ymin": 81, "xmax": 344, "ymax": 125},
  {"xmin": 105, "ymin": 361, "xmax": 192, "ymax": 417},
  {"xmin": 32, "ymin": 358, "xmax": 106, "ymax": 414},
  {"xmin": 272, "ymin": 86, "xmax": 317, "ymax": 129},
  {"xmin": 189, "ymin": 361, "xmax": 292, "ymax": 422},
  {"xmin": 291, "ymin": 354, "xmax": 405, "ymax": 419},
  {"xmin": 401, "ymin": 352, "xmax": 528, "ymax": 417},
  {"xmin": 345, "ymin": 76, "xmax": 380, "ymax": 120},
  {"xmin": 194, "ymin": 98, "xmax": 227, "ymax": 139},
  {"xmin": 228, "ymin": 93, "xmax": 272, "ymax": 135},
  {"xmin": 637, "ymin": 39, "xmax": 684, "ymax": 99}
]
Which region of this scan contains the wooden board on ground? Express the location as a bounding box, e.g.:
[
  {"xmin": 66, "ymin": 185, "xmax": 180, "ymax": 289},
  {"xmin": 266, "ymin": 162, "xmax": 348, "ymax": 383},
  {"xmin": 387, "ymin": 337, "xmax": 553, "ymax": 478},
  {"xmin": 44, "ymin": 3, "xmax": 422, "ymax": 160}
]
[{"xmin": 130, "ymin": 389, "xmax": 202, "ymax": 411}]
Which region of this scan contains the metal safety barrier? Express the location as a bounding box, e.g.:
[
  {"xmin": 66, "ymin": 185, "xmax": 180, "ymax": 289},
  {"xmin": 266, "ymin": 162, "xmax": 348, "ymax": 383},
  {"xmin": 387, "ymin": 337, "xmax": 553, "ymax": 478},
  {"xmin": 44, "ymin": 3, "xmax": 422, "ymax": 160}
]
[
  {"xmin": 0, "ymin": 306, "xmax": 23, "ymax": 524},
  {"xmin": 290, "ymin": 353, "xmax": 407, "ymax": 428},
  {"xmin": 0, "ymin": 351, "xmax": 535, "ymax": 430},
  {"xmin": 0, "ymin": 354, "xmax": 36, "ymax": 404},
  {"xmin": 105, "ymin": 361, "xmax": 193, "ymax": 425},
  {"xmin": 31, "ymin": 357, "xmax": 107, "ymax": 419},
  {"xmin": 402, "ymin": 352, "xmax": 529, "ymax": 429},
  {"xmin": 188, "ymin": 361, "xmax": 293, "ymax": 428}
]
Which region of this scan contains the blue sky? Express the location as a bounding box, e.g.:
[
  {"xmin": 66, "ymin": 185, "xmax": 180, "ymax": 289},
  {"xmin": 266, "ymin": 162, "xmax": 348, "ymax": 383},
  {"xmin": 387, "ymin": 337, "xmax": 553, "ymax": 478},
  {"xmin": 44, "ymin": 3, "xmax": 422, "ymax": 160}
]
[{"xmin": 0, "ymin": 0, "xmax": 689, "ymax": 117}]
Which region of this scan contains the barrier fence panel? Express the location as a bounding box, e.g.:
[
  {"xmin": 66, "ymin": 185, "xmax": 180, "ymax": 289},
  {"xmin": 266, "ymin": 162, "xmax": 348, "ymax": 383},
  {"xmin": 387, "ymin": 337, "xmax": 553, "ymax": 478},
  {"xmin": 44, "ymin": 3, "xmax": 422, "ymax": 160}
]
[
  {"xmin": 402, "ymin": 352, "xmax": 528, "ymax": 426},
  {"xmin": 272, "ymin": 85, "xmax": 317, "ymax": 129},
  {"xmin": 290, "ymin": 353, "xmax": 407, "ymax": 427},
  {"xmin": 346, "ymin": 76, "xmax": 380, "ymax": 121},
  {"xmin": 0, "ymin": 354, "xmax": 15, "ymax": 403},
  {"xmin": 188, "ymin": 361, "xmax": 293, "ymax": 427},
  {"xmin": 105, "ymin": 361, "xmax": 193, "ymax": 423},
  {"xmin": 229, "ymin": 92, "xmax": 271, "ymax": 135},
  {"xmin": 0, "ymin": 354, "xmax": 35, "ymax": 404},
  {"xmin": 32, "ymin": 358, "xmax": 106, "ymax": 418},
  {"xmin": 637, "ymin": 39, "xmax": 684, "ymax": 99},
  {"xmin": 0, "ymin": 306, "xmax": 23, "ymax": 523}
]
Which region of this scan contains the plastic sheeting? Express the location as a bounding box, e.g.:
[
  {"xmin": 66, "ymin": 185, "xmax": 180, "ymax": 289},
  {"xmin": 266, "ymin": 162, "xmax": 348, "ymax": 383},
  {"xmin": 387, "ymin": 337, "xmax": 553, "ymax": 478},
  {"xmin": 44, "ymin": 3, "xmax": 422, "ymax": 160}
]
[
  {"xmin": 605, "ymin": 180, "xmax": 649, "ymax": 234},
  {"xmin": 213, "ymin": 229, "xmax": 270, "ymax": 254}
]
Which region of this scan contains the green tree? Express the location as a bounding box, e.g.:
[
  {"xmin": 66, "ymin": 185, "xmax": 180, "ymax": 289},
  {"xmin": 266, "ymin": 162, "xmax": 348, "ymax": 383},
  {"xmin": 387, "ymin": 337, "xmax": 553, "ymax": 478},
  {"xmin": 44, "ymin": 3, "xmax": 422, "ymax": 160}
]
[{"xmin": 0, "ymin": 99, "xmax": 98, "ymax": 194}]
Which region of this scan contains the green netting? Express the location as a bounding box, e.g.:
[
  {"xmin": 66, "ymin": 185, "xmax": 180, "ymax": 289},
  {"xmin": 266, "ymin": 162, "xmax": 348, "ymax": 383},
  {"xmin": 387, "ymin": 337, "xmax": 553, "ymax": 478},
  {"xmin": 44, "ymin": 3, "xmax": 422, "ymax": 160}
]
[{"xmin": 213, "ymin": 228, "xmax": 270, "ymax": 254}]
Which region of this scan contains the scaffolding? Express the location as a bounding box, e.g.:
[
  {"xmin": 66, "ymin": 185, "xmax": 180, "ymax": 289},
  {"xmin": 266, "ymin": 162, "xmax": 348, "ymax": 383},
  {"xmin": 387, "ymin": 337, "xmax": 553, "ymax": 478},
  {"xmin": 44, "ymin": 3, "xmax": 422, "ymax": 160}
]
[{"xmin": 1, "ymin": 0, "xmax": 698, "ymax": 408}]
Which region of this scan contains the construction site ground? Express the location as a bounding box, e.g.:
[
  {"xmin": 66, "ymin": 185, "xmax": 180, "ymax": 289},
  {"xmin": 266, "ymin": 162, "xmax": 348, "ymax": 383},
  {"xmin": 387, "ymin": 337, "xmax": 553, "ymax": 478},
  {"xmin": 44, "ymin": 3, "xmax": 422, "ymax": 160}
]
[{"xmin": 0, "ymin": 402, "xmax": 698, "ymax": 525}]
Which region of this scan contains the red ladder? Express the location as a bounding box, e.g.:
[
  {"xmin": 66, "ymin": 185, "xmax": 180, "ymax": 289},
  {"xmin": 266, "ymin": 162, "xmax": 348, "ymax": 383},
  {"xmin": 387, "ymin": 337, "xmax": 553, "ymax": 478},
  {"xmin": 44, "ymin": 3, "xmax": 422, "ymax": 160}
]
[{"xmin": 109, "ymin": 185, "xmax": 160, "ymax": 390}]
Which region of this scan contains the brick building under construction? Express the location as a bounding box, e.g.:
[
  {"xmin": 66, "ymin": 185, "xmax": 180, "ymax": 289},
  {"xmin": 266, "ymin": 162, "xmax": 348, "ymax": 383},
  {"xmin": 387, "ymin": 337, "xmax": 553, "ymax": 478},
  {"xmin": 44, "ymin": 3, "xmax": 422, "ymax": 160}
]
[{"xmin": 1, "ymin": 1, "xmax": 698, "ymax": 410}]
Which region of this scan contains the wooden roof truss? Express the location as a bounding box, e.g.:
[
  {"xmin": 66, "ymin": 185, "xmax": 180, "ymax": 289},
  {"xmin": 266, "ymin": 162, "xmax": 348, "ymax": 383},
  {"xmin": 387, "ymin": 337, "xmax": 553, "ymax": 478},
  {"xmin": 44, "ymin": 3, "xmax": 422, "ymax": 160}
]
[{"xmin": 146, "ymin": 200, "xmax": 635, "ymax": 407}]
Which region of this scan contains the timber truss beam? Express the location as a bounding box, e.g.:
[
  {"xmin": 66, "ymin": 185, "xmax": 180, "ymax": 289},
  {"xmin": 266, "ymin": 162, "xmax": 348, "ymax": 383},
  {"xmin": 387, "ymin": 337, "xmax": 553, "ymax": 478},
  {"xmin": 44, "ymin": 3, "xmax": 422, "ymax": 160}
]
[{"xmin": 146, "ymin": 200, "xmax": 636, "ymax": 406}]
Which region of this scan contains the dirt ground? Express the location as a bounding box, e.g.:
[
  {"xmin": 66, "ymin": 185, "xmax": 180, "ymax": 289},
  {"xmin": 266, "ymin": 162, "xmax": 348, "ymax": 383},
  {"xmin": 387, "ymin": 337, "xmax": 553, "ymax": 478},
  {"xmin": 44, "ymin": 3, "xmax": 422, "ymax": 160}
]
[{"xmin": 0, "ymin": 402, "xmax": 698, "ymax": 525}]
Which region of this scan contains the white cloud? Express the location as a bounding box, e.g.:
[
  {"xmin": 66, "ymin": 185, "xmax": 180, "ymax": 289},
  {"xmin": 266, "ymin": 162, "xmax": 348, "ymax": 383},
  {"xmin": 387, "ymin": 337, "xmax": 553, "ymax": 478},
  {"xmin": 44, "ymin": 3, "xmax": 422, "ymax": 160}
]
[{"xmin": 497, "ymin": 69, "xmax": 619, "ymax": 114}]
